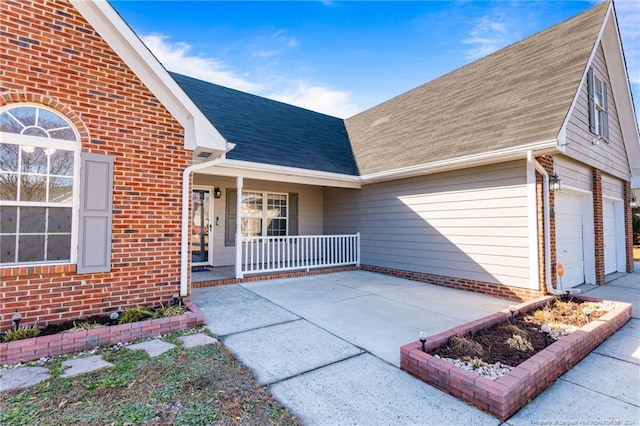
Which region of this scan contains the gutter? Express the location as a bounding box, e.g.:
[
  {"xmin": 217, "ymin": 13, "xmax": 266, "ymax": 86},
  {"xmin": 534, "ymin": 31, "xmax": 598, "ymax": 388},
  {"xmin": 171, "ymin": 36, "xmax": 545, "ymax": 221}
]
[
  {"xmin": 526, "ymin": 151, "xmax": 564, "ymax": 296},
  {"xmin": 180, "ymin": 157, "xmax": 223, "ymax": 296}
]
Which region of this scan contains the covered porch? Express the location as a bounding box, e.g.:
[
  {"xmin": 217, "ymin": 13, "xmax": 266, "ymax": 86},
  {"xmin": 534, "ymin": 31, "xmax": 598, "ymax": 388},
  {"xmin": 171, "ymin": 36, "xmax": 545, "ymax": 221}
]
[{"xmin": 185, "ymin": 158, "xmax": 361, "ymax": 287}]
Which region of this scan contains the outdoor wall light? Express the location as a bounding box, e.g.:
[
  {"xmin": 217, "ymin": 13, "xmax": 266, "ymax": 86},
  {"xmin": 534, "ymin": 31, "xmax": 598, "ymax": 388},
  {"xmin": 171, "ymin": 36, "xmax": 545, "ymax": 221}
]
[
  {"xmin": 549, "ymin": 174, "xmax": 563, "ymax": 192},
  {"xmin": 172, "ymin": 293, "xmax": 180, "ymax": 305},
  {"xmin": 12, "ymin": 313, "xmax": 21, "ymax": 330},
  {"xmin": 509, "ymin": 305, "xmax": 517, "ymax": 324},
  {"xmin": 630, "ymin": 194, "xmax": 638, "ymax": 208},
  {"xmin": 213, "ymin": 187, "xmax": 222, "ymax": 199},
  {"xmin": 419, "ymin": 331, "xmax": 427, "ymax": 353}
]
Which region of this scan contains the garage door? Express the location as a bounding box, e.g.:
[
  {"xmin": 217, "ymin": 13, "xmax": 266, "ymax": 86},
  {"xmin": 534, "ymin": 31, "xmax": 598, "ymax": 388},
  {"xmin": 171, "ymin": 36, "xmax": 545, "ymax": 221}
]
[
  {"xmin": 556, "ymin": 192, "xmax": 585, "ymax": 287},
  {"xmin": 603, "ymin": 200, "xmax": 618, "ymax": 274}
]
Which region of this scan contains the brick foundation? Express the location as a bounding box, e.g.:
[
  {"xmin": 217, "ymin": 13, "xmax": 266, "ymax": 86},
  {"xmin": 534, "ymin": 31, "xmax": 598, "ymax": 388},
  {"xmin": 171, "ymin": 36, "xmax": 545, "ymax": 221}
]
[
  {"xmin": 0, "ymin": 299, "xmax": 204, "ymax": 364},
  {"xmin": 624, "ymin": 181, "xmax": 634, "ymax": 273},
  {"xmin": 593, "ymin": 169, "xmax": 605, "ymax": 284},
  {"xmin": 361, "ymin": 265, "xmax": 544, "ymax": 302},
  {"xmin": 400, "ymin": 296, "xmax": 632, "ymax": 421}
]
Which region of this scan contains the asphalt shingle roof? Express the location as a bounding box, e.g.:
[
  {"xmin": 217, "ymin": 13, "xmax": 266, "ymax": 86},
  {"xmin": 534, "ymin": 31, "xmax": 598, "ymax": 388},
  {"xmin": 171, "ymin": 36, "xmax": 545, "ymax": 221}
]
[
  {"xmin": 170, "ymin": 72, "xmax": 359, "ymax": 176},
  {"xmin": 344, "ymin": 2, "xmax": 608, "ymax": 176}
]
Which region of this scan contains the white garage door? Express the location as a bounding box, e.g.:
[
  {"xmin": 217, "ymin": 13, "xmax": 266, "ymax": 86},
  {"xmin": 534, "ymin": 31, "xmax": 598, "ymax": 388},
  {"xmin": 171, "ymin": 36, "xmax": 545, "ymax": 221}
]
[
  {"xmin": 556, "ymin": 192, "xmax": 585, "ymax": 287},
  {"xmin": 603, "ymin": 200, "xmax": 618, "ymax": 275}
]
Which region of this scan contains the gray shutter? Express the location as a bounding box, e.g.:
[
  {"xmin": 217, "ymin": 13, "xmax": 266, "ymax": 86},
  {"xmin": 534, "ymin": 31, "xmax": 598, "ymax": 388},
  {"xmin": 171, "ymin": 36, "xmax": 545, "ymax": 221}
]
[
  {"xmin": 602, "ymin": 81, "xmax": 609, "ymax": 140},
  {"xmin": 288, "ymin": 192, "xmax": 298, "ymax": 236},
  {"xmin": 77, "ymin": 153, "xmax": 114, "ymax": 273},
  {"xmin": 225, "ymin": 189, "xmax": 236, "ymax": 246},
  {"xmin": 587, "ymin": 67, "xmax": 596, "ymax": 134}
]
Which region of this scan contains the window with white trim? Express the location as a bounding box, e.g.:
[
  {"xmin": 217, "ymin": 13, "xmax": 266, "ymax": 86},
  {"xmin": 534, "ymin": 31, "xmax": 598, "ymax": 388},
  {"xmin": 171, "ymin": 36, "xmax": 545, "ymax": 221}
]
[
  {"xmin": 0, "ymin": 105, "xmax": 79, "ymax": 265},
  {"xmin": 587, "ymin": 67, "xmax": 609, "ymax": 140},
  {"xmin": 593, "ymin": 76, "xmax": 605, "ymax": 136},
  {"xmin": 240, "ymin": 191, "xmax": 288, "ymax": 237}
]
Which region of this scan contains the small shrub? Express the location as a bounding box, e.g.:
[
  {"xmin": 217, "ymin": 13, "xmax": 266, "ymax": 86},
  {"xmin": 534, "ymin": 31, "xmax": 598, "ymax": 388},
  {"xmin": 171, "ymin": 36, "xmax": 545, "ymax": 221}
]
[
  {"xmin": 68, "ymin": 321, "xmax": 105, "ymax": 332},
  {"xmin": 153, "ymin": 301, "xmax": 187, "ymax": 318},
  {"xmin": 449, "ymin": 335, "xmax": 484, "ymax": 357},
  {"xmin": 506, "ymin": 334, "xmax": 534, "ymax": 352},
  {"xmin": 119, "ymin": 306, "xmax": 154, "ymax": 324},
  {"xmin": 554, "ymin": 300, "xmax": 576, "ymax": 310},
  {"xmin": 1, "ymin": 325, "xmax": 41, "ymax": 342},
  {"xmin": 499, "ymin": 324, "xmax": 529, "ymax": 337}
]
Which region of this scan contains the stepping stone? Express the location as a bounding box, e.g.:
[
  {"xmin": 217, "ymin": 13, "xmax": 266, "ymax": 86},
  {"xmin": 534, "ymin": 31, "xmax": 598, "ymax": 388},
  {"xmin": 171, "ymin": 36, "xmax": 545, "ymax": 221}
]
[
  {"xmin": 61, "ymin": 355, "xmax": 114, "ymax": 378},
  {"xmin": 126, "ymin": 340, "xmax": 175, "ymax": 357},
  {"xmin": 178, "ymin": 333, "xmax": 218, "ymax": 348},
  {"xmin": 1, "ymin": 367, "xmax": 50, "ymax": 392}
]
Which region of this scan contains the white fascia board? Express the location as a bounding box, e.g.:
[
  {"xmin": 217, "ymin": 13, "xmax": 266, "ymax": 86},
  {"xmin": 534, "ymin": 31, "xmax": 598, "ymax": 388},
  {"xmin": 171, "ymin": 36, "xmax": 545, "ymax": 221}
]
[
  {"xmin": 557, "ymin": 2, "xmax": 610, "ymax": 144},
  {"xmin": 197, "ymin": 159, "xmax": 361, "ymax": 189},
  {"xmin": 70, "ymin": 0, "xmax": 227, "ymax": 152},
  {"xmin": 360, "ymin": 139, "xmax": 558, "ymax": 184},
  {"xmin": 602, "ymin": 5, "xmax": 640, "ymax": 183}
]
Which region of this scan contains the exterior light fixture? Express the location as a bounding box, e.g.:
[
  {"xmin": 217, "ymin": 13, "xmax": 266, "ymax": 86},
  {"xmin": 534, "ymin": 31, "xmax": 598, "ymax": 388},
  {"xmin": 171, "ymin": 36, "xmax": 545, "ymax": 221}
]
[
  {"xmin": 509, "ymin": 305, "xmax": 517, "ymax": 325},
  {"xmin": 630, "ymin": 194, "xmax": 638, "ymax": 208},
  {"xmin": 213, "ymin": 187, "xmax": 222, "ymax": 199},
  {"xmin": 12, "ymin": 313, "xmax": 22, "ymax": 330},
  {"xmin": 109, "ymin": 311, "xmax": 119, "ymax": 325},
  {"xmin": 549, "ymin": 174, "xmax": 563, "ymax": 191},
  {"xmin": 419, "ymin": 331, "xmax": 427, "ymax": 353},
  {"xmin": 172, "ymin": 293, "xmax": 180, "ymax": 305}
]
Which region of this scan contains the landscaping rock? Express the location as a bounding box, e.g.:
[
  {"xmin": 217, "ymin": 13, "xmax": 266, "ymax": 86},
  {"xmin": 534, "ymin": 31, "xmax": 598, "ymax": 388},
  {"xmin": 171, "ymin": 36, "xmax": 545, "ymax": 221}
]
[
  {"xmin": 0, "ymin": 367, "xmax": 50, "ymax": 392},
  {"xmin": 61, "ymin": 355, "xmax": 114, "ymax": 378}
]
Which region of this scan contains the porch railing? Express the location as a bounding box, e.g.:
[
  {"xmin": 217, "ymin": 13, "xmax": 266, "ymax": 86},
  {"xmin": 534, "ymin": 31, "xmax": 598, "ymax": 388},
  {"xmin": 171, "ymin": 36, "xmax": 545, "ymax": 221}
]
[{"xmin": 241, "ymin": 233, "xmax": 360, "ymax": 276}]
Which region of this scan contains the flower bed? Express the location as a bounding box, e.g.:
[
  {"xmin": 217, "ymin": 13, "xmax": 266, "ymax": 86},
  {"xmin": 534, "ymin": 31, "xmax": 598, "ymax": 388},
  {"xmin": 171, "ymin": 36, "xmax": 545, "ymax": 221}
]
[
  {"xmin": 400, "ymin": 295, "xmax": 632, "ymax": 421},
  {"xmin": 0, "ymin": 299, "xmax": 204, "ymax": 365}
]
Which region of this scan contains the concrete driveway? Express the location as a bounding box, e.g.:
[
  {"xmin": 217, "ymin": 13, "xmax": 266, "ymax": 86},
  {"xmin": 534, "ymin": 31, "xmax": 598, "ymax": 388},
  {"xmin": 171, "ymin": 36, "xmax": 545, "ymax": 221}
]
[{"xmin": 192, "ymin": 269, "xmax": 640, "ymax": 425}]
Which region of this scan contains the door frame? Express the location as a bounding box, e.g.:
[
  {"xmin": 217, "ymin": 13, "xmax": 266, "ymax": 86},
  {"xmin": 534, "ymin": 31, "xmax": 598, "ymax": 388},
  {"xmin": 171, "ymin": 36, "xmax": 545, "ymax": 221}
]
[
  {"xmin": 555, "ymin": 186, "xmax": 595, "ymax": 288},
  {"xmin": 602, "ymin": 195, "xmax": 626, "ymax": 274},
  {"xmin": 192, "ymin": 186, "xmax": 214, "ymax": 266}
]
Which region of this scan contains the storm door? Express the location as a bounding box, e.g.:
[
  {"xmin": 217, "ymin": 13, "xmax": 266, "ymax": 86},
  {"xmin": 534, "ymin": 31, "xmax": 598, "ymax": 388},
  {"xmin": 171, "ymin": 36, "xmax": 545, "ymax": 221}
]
[{"xmin": 191, "ymin": 189, "xmax": 212, "ymax": 265}]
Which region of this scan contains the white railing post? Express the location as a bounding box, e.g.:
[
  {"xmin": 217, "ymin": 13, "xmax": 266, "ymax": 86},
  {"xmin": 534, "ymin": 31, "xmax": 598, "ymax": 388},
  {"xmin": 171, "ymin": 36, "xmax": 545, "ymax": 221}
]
[
  {"xmin": 356, "ymin": 232, "xmax": 361, "ymax": 267},
  {"xmin": 235, "ymin": 176, "xmax": 244, "ymax": 279}
]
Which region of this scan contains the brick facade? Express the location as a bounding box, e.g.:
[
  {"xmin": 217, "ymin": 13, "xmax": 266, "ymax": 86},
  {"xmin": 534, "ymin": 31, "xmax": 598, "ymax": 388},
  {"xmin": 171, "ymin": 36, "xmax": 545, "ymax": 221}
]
[
  {"xmin": 0, "ymin": 0, "xmax": 191, "ymax": 330},
  {"xmin": 537, "ymin": 155, "xmax": 556, "ymax": 291},
  {"xmin": 592, "ymin": 169, "xmax": 605, "ymax": 284},
  {"xmin": 623, "ymin": 181, "xmax": 634, "ymax": 273}
]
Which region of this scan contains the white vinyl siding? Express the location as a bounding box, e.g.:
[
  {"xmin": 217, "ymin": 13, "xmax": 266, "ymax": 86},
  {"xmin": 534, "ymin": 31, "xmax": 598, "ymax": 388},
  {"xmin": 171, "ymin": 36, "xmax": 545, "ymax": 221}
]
[
  {"xmin": 565, "ymin": 43, "xmax": 630, "ymax": 181},
  {"xmin": 193, "ymin": 175, "xmax": 323, "ymax": 267},
  {"xmin": 554, "ymin": 155, "xmax": 592, "ymax": 192},
  {"xmin": 324, "ymin": 161, "xmax": 532, "ymax": 288}
]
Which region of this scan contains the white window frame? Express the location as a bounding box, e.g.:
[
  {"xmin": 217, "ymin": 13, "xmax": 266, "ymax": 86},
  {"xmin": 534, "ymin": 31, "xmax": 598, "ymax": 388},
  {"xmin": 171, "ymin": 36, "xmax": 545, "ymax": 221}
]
[
  {"xmin": 593, "ymin": 75, "xmax": 606, "ymax": 137},
  {"xmin": 0, "ymin": 104, "xmax": 81, "ymax": 267},
  {"xmin": 240, "ymin": 190, "xmax": 288, "ymax": 238}
]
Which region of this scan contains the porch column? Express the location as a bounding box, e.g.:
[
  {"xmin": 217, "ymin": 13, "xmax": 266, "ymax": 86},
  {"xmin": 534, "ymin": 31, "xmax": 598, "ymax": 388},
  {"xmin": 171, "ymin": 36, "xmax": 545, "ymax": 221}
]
[{"xmin": 235, "ymin": 175, "xmax": 244, "ymax": 279}]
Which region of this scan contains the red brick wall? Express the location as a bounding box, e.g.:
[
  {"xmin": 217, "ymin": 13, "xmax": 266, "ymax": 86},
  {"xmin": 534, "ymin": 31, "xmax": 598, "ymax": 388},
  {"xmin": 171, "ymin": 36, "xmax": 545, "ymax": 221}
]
[
  {"xmin": 623, "ymin": 181, "xmax": 634, "ymax": 273},
  {"xmin": 537, "ymin": 155, "xmax": 555, "ymax": 292},
  {"xmin": 0, "ymin": 0, "xmax": 191, "ymax": 330},
  {"xmin": 592, "ymin": 169, "xmax": 605, "ymax": 284}
]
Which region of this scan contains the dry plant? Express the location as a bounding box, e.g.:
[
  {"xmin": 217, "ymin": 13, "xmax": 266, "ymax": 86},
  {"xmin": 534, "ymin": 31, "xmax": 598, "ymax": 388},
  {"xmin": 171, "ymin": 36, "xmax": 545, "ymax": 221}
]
[
  {"xmin": 449, "ymin": 335, "xmax": 484, "ymax": 357},
  {"xmin": 506, "ymin": 334, "xmax": 534, "ymax": 352}
]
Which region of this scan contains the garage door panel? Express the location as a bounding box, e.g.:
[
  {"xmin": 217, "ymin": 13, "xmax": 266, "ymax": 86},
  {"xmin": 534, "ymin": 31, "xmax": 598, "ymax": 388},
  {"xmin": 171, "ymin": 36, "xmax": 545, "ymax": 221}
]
[
  {"xmin": 603, "ymin": 200, "xmax": 618, "ymax": 275},
  {"xmin": 556, "ymin": 193, "xmax": 585, "ymax": 287}
]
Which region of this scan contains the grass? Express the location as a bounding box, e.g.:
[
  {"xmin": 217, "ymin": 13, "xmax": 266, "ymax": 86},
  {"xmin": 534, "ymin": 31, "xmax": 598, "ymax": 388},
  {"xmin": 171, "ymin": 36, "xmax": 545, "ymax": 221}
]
[{"xmin": 0, "ymin": 329, "xmax": 300, "ymax": 426}]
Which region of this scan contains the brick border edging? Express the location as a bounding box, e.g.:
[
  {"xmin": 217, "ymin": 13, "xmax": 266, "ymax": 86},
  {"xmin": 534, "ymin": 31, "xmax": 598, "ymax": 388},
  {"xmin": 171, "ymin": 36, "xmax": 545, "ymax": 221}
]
[
  {"xmin": 191, "ymin": 265, "xmax": 359, "ymax": 288},
  {"xmin": 400, "ymin": 296, "xmax": 632, "ymax": 421},
  {"xmin": 0, "ymin": 299, "xmax": 205, "ymax": 364}
]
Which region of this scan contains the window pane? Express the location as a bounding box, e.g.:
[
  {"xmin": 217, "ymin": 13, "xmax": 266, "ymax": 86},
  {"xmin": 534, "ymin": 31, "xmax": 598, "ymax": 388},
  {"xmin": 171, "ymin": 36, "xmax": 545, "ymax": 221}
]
[
  {"xmin": 20, "ymin": 175, "xmax": 47, "ymax": 201},
  {"xmin": 0, "ymin": 206, "xmax": 17, "ymax": 233},
  {"xmin": 49, "ymin": 177, "xmax": 73, "ymax": 202},
  {"xmin": 266, "ymin": 218, "xmax": 287, "ymax": 236},
  {"xmin": 0, "ymin": 112, "xmax": 23, "ymax": 134},
  {"xmin": 267, "ymin": 194, "xmax": 287, "ymax": 218},
  {"xmin": 49, "ymin": 128, "xmax": 76, "ymax": 141},
  {"xmin": 18, "ymin": 234, "xmax": 45, "ymax": 262},
  {"xmin": 0, "ymin": 235, "xmax": 16, "ymax": 263},
  {"xmin": 20, "ymin": 207, "xmax": 46, "ymax": 233},
  {"xmin": 49, "ymin": 150, "xmax": 74, "ymax": 176},
  {"xmin": 241, "ymin": 218, "xmax": 262, "ymax": 237},
  {"xmin": 37, "ymin": 108, "xmax": 71, "ymax": 132},
  {"xmin": 0, "ymin": 143, "xmax": 19, "ymax": 172},
  {"xmin": 21, "ymin": 147, "xmax": 47, "ymax": 174},
  {"xmin": 9, "ymin": 107, "xmax": 36, "ymax": 127},
  {"xmin": 0, "ymin": 173, "xmax": 18, "ymax": 201},
  {"xmin": 241, "ymin": 192, "xmax": 263, "ymax": 216},
  {"xmin": 47, "ymin": 234, "xmax": 70, "ymax": 261},
  {"xmin": 23, "ymin": 127, "xmax": 48, "ymax": 138},
  {"xmin": 48, "ymin": 207, "xmax": 72, "ymax": 232}
]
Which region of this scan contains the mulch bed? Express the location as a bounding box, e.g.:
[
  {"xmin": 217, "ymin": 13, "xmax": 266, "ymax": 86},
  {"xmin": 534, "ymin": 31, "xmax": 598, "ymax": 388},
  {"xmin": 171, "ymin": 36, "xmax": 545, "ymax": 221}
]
[{"xmin": 430, "ymin": 298, "xmax": 608, "ymax": 366}]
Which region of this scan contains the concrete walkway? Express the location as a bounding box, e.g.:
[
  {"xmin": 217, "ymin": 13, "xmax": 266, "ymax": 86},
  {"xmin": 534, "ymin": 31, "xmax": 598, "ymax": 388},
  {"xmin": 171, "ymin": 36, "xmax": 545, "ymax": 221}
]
[{"xmin": 193, "ymin": 268, "xmax": 640, "ymax": 425}]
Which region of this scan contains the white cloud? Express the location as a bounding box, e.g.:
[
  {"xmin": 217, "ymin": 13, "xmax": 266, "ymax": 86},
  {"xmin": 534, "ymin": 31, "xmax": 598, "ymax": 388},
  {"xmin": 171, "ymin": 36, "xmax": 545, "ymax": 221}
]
[
  {"xmin": 140, "ymin": 33, "xmax": 358, "ymax": 118},
  {"xmin": 462, "ymin": 12, "xmax": 519, "ymax": 60},
  {"xmin": 141, "ymin": 34, "xmax": 260, "ymax": 92},
  {"xmin": 269, "ymin": 82, "xmax": 359, "ymax": 118}
]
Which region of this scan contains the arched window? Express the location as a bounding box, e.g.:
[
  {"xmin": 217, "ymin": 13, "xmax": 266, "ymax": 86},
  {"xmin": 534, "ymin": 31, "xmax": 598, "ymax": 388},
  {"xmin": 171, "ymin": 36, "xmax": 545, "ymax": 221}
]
[{"xmin": 0, "ymin": 105, "xmax": 79, "ymax": 265}]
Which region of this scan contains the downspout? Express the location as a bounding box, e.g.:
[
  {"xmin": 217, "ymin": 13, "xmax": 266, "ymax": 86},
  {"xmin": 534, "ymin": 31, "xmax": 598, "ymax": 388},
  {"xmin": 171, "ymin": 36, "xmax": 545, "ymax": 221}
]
[
  {"xmin": 180, "ymin": 158, "xmax": 224, "ymax": 296},
  {"xmin": 526, "ymin": 151, "xmax": 564, "ymax": 295}
]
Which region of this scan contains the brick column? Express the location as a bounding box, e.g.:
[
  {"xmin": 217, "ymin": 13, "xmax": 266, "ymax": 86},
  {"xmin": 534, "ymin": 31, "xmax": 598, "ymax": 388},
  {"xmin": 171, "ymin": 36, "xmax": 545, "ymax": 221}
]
[
  {"xmin": 593, "ymin": 169, "xmax": 605, "ymax": 284},
  {"xmin": 624, "ymin": 181, "xmax": 634, "ymax": 273},
  {"xmin": 536, "ymin": 155, "xmax": 556, "ymax": 292}
]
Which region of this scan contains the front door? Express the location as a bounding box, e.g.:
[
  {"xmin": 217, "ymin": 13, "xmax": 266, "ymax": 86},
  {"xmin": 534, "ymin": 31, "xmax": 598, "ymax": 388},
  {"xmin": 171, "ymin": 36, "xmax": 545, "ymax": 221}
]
[{"xmin": 192, "ymin": 189, "xmax": 212, "ymax": 265}]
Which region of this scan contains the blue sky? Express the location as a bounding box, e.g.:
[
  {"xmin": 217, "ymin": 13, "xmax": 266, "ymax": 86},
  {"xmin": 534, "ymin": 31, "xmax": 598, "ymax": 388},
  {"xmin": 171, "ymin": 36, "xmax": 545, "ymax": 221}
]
[{"xmin": 110, "ymin": 1, "xmax": 639, "ymax": 119}]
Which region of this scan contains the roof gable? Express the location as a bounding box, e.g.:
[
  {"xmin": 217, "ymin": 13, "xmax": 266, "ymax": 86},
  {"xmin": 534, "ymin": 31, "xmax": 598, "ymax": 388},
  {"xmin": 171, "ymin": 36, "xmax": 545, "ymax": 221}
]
[
  {"xmin": 171, "ymin": 73, "xmax": 359, "ymax": 176},
  {"xmin": 345, "ymin": 2, "xmax": 610, "ymax": 177}
]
